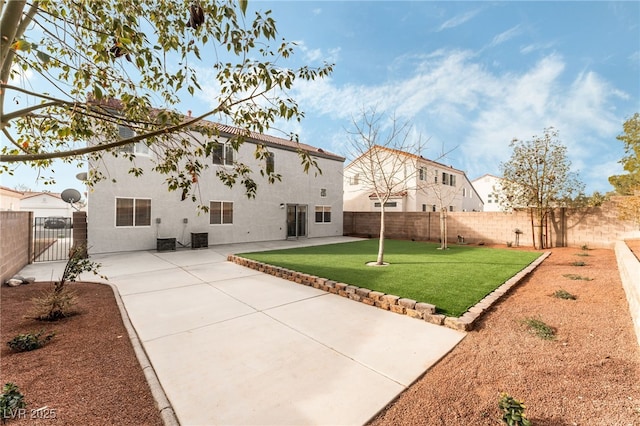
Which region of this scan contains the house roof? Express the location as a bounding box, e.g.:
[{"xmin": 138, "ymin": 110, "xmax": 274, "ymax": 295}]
[
  {"xmin": 20, "ymin": 191, "xmax": 62, "ymax": 201},
  {"xmin": 209, "ymin": 122, "xmax": 344, "ymax": 162},
  {"xmin": 471, "ymin": 173, "xmax": 503, "ymax": 183},
  {"xmin": 89, "ymin": 98, "xmax": 345, "ymax": 162},
  {"xmin": 345, "ymin": 145, "xmax": 465, "ymax": 174},
  {"xmin": 0, "ymin": 186, "xmax": 25, "ymax": 197}
]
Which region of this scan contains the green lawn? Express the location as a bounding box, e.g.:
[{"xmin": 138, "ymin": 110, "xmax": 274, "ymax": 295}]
[{"xmin": 238, "ymin": 239, "xmax": 542, "ymax": 316}]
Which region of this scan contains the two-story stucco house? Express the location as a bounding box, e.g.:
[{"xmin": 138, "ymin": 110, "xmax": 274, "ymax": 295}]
[
  {"xmin": 343, "ymin": 146, "xmax": 483, "ymax": 213},
  {"xmin": 87, "ymin": 122, "xmax": 345, "ymax": 254},
  {"xmin": 471, "ymin": 174, "xmax": 507, "ymax": 212}
]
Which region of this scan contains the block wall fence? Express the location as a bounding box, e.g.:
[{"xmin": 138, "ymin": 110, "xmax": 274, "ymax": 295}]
[
  {"xmin": 344, "ymin": 203, "xmax": 639, "ymax": 249},
  {"xmin": 0, "ymin": 211, "xmax": 33, "ymax": 284}
]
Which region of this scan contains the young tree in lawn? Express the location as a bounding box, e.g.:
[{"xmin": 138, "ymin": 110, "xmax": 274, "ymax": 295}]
[
  {"xmin": 344, "ymin": 109, "xmax": 427, "ymax": 265},
  {"xmin": 609, "ymin": 113, "xmax": 640, "ymax": 228},
  {"xmin": 499, "ymin": 128, "xmax": 584, "ymax": 249},
  {"xmin": 0, "ymin": 0, "xmax": 332, "ymax": 200}
]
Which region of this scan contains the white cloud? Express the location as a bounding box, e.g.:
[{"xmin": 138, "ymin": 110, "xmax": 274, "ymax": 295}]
[
  {"xmin": 489, "ymin": 25, "xmax": 522, "ymax": 48},
  {"xmin": 436, "ymin": 10, "xmax": 481, "ymax": 32},
  {"xmin": 290, "ymin": 49, "xmax": 626, "ymax": 191}
]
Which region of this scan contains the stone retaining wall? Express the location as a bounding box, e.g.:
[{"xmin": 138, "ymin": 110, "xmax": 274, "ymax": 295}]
[
  {"xmin": 615, "ymin": 241, "xmax": 640, "ymax": 347},
  {"xmin": 227, "ymin": 252, "xmax": 549, "ymax": 331}
]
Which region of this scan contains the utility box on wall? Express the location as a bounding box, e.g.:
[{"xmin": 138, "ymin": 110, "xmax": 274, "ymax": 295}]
[{"xmin": 191, "ymin": 232, "xmax": 208, "ymax": 249}]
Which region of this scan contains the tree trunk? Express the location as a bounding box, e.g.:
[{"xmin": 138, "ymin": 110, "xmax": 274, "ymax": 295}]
[
  {"xmin": 377, "ymin": 206, "xmax": 385, "ymax": 264},
  {"xmin": 440, "ymin": 207, "xmax": 448, "ymax": 250}
]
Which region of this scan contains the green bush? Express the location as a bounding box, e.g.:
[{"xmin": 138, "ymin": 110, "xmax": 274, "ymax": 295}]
[
  {"xmin": 7, "ymin": 331, "xmax": 55, "ymax": 352},
  {"xmin": 499, "ymin": 392, "xmax": 532, "ymax": 426},
  {"xmin": 562, "ymin": 273, "xmax": 593, "ymax": 281},
  {"xmin": 553, "ymin": 289, "xmax": 577, "ymax": 300},
  {"xmin": 0, "ymin": 383, "xmax": 26, "ymax": 422},
  {"xmin": 522, "ymin": 317, "xmax": 556, "ymax": 340},
  {"xmin": 571, "ymin": 261, "xmax": 586, "ymax": 266}
]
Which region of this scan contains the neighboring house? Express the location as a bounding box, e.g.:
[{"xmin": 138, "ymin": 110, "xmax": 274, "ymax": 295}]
[
  {"xmin": 20, "ymin": 191, "xmax": 74, "ymax": 219},
  {"xmin": 87, "ymin": 122, "xmax": 345, "ymax": 254},
  {"xmin": 344, "ymin": 146, "xmax": 484, "ymax": 213},
  {"xmin": 471, "ymin": 174, "xmax": 506, "ymax": 212},
  {"xmin": 0, "ymin": 186, "xmax": 24, "ymax": 211}
]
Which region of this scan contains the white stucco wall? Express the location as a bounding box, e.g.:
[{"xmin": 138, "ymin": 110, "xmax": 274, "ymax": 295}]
[
  {"xmin": 471, "ymin": 174, "xmax": 504, "ymax": 212},
  {"xmin": 87, "ymin": 138, "xmax": 344, "ymax": 254},
  {"xmin": 20, "ymin": 193, "xmax": 73, "ymax": 218}
]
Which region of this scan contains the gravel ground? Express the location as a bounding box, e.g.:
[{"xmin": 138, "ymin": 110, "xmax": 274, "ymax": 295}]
[
  {"xmin": 369, "ymin": 244, "xmax": 640, "ymax": 426},
  {"xmin": 1, "ymin": 282, "xmax": 163, "ymax": 425}
]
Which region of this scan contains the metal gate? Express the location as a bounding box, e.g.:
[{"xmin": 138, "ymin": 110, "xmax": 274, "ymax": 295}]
[{"xmin": 33, "ymin": 217, "xmax": 73, "ymax": 262}]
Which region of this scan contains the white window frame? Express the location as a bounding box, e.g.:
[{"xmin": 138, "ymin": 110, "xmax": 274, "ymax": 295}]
[
  {"xmin": 212, "ymin": 142, "xmax": 235, "ymax": 166},
  {"xmin": 315, "ymin": 205, "xmax": 331, "ymax": 223},
  {"xmin": 118, "ymin": 125, "xmax": 149, "ymax": 156},
  {"xmin": 210, "ymin": 200, "xmax": 234, "ymax": 225},
  {"xmin": 115, "ymin": 197, "xmax": 151, "ymax": 227}
]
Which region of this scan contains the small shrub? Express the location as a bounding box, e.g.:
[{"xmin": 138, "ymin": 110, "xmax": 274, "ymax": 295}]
[
  {"xmin": 0, "ymin": 383, "xmax": 26, "ymax": 422},
  {"xmin": 506, "ymin": 241, "xmax": 513, "ymax": 247},
  {"xmin": 562, "ymin": 273, "xmax": 593, "ymax": 281},
  {"xmin": 581, "ymin": 244, "xmax": 589, "ymax": 251},
  {"xmin": 7, "ymin": 331, "xmax": 55, "ymax": 352},
  {"xmin": 29, "ymin": 245, "xmax": 105, "ymax": 321},
  {"xmin": 553, "ymin": 289, "xmax": 576, "ymax": 300},
  {"xmin": 522, "ymin": 317, "xmax": 555, "ymax": 340},
  {"xmin": 571, "ymin": 261, "xmax": 586, "ymax": 266},
  {"xmin": 575, "ymin": 252, "xmax": 590, "ymax": 257},
  {"xmin": 499, "ymin": 392, "xmax": 531, "ymax": 426},
  {"xmin": 30, "ymin": 286, "xmax": 78, "ymax": 321}
]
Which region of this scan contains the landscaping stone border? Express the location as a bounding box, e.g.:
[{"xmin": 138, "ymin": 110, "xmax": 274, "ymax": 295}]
[{"xmin": 227, "ymin": 251, "xmax": 551, "ymax": 331}]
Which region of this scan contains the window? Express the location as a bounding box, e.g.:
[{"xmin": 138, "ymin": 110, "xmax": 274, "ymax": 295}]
[
  {"xmin": 118, "ymin": 126, "xmax": 149, "ymax": 155},
  {"xmin": 432, "ymin": 205, "xmax": 437, "ymax": 212},
  {"xmin": 212, "ymin": 143, "xmax": 234, "ymax": 166},
  {"xmin": 462, "ymin": 188, "xmax": 467, "ymax": 197},
  {"xmin": 320, "ymin": 188, "xmax": 327, "ymax": 198},
  {"xmin": 449, "ymin": 205, "xmax": 454, "ymax": 212},
  {"xmin": 315, "ymin": 206, "xmax": 331, "ymax": 223},
  {"xmin": 349, "ymin": 174, "xmax": 360, "ymax": 185},
  {"xmin": 450, "ymin": 175, "xmax": 456, "ymax": 187},
  {"xmin": 419, "ymin": 167, "xmax": 427, "ymax": 181},
  {"xmin": 210, "ymin": 201, "xmax": 233, "ymax": 224},
  {"xmin": 374, "ymin": 202, "xmax": 398, "ymax": 208},
  {"xmin": 434, "ymin": 171, "xmax": 438, "ymax": 184},
  {"xmin": 266, "ymin": 152, "xmax": 274, "ymax": 174},
  {"xmin": 116, "ymin": 198, "xmax": 151, "ymax": 227},
  {"xmin": 422, "ymin": 204, "xmax": 427, "ymax": 212},
  {"xmin": 442, "ymin": 172, "xmax": 449, "ymax": 185}
]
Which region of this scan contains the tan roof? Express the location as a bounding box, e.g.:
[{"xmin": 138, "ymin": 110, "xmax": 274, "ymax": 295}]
[
  {"xmin": 20, "ymin": 191, "xmax": 62, "ymax": 201},
  {"xmin": 346, "ymin": 145, "xmax": 464, "ymax": 173}
]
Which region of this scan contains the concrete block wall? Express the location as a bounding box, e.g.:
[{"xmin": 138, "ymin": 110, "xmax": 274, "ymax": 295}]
[
  {"xmin": 345, "ymin": 203, "xmax": 639, "ymax": 249},
  {"xmin": 0, "ymin": 211, "xmax": 32, "ymax": 284},
  {"xmin": 615, "ymin": 241, "xmax": 640, "ymax": 347}
]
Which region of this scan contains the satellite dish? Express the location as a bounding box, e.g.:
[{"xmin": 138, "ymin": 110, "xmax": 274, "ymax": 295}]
[
  {"xmin": 76, "ymin": 172, "xmax": 88, "ymax": 181},
  {"xmin": 61, "ymin": 188, "xmax": 82, "ymax": 204}
]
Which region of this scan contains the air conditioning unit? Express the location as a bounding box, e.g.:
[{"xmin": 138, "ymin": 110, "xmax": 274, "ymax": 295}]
[
  {"xmin": 157, "ymin": 238, "xmax": 176, "ymax": 252},
  {"xmin": 191, "ymin": 232, "xmax": 208, "ymax": 249}
]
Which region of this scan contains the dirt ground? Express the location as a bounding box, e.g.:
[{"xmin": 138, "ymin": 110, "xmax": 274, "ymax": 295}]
[
  {"xmin": 370, "ymin": 242, "xmax": 640, "ymax": 426},
  {"xmin": 1, "ymin": 242, "xmax": 638, "ymax": 425},
  {"xmin": 0, "ymin": 282, "xmax": 163, "ymax": 425}
]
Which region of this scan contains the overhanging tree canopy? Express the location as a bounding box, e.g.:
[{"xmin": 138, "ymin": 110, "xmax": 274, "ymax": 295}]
[{"xmin": 0, "ymin": 0, "xmax": 332, "ymax": 200}]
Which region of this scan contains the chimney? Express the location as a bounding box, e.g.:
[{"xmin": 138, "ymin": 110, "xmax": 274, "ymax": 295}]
[{"xmin": 187, "ymin": 110, "xmax": 192, "ymax": 117}]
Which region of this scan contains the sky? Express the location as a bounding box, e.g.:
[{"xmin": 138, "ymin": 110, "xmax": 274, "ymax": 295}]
[{"xmin": 2, "ymin": 1, "xmax": 639, "ymax": 195}]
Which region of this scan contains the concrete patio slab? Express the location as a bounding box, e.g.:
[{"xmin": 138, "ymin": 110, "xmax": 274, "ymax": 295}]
[
  {"xmin": 268, "ymin": 294, "xmax": 466, "ymax": 386},
  {"xmin": 211, "ymin": 273, "xmax": 327, "ymax": 311},
  {"xmin": 112, "ymin": 267, "xmax": 202, "ymax": 296},
  {"xmin": 186, "ymin": 261, "xmax": 263, "ymax": 283},
  {"xmin": 122, "ymin": 283, "xmax": 256, "ymax": 341},
  {"xmin": 144, "ymin": 311, "xmax": 405, "ymax": 426}
]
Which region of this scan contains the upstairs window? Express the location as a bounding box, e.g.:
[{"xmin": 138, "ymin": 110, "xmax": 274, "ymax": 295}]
[
  {"xmin": 118, "ymin": 125, "xmax": 149, "ymax": 155},
  {"xmin": 419, "ymin": 167, "xmax": 427, "ymax": 181},
  {"xmin": 442, "ymin": 172, "xmax": 449, "ymax": 185},
  {"xmin": 265, "ymin": 152, "xmax": 275, "ymax": 174},
  {"xmin": 212, "ymin": 143, "xmax": 234, "ymax": 166},
  {"xmin": 349, "ymin": 174, "xmax": 360, "ymax": 185}
]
